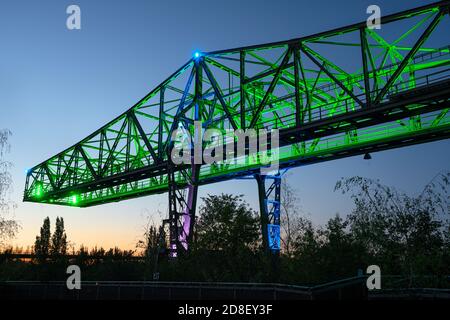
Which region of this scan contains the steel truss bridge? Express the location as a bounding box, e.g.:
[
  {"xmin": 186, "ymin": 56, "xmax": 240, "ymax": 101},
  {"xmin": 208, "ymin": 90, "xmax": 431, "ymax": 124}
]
[{"xmin": 24, "ymin": 2, "xmax": 450, "ymax": 255}]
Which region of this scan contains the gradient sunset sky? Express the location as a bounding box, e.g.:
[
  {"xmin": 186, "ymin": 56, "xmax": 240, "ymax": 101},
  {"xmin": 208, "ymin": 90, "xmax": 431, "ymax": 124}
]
[{"xmin": 1, "ymin": 0, "xmax": 449, "ymax": 251}]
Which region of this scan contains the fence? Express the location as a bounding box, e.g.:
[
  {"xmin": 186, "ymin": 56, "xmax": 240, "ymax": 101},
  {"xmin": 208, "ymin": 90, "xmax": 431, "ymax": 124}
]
[{"xmin": 0, "ymin": 276, "xmax": 367, "ymax": 300}]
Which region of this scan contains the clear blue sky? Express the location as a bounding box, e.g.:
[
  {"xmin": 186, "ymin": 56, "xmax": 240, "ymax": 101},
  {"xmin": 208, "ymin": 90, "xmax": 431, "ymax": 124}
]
[{"xmin": 1, "ymin": 0, "xmax": 449, "ymax": 250}]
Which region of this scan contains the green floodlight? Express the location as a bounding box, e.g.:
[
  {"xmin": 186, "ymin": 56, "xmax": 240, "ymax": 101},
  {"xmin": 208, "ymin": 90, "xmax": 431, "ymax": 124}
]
[{"xmin": 35, "ymin": 183, "xmax": 43, "ymax": 198}]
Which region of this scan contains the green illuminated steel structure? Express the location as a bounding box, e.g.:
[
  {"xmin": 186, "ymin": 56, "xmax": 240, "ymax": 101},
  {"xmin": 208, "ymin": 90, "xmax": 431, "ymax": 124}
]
[{"xmin": 24, "ymin": 2, "xmax": 450, "ymax": 255}]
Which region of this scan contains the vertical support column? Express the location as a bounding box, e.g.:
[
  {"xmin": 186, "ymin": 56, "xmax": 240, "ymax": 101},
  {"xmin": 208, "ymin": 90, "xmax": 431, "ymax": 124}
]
[
  {"xmin": 296, "ymin": 45, "xmax": 311, "ymax": 123},
  {"xmin": 98, "ymin": 131, "xmax": 105, "ymax": 173},
  {"xmin": 166, "ymin": 57, "xmax": 203, "ymax": 257},
  {"xmin": 74, "ymin": 149, "xmax": 79, "ymax": 185},
  {"xmin": 360, "ymin": 27, "xmax": 371, "ymax": 107},
  {"xmin": 158, "ymin": 87, "xmax": 165, "ymax": 160},
  {"xmin": 180, "ymin": 57, "xmax": 202, "ymax": 250},
  {"xmin": 240, "ymin": 50, "xmax": 246, "ymax": 130},
  {"xmin": 180, "ymin": 164, "xmax": 200, "ymax": 250},
  {"xmin": 167, "ymin": 165, "xmax": 181, "ymax": 257},
  {"xmin": 293, "ymin": 45, "xmax": 302, "ymax": 127},
  {"xmin": 25, "ymin": 171, "xmax": 31, "ymax": 197},
  {"xmin": 256, "ymin": 174, "xmax": 268, "ymax": 251},
  {"xmin": 166, "ymin": 164, "xmax": 200, "ymax": 256},
  {"xmin": 125, "ymin": 114, "xmax": 132, "ymax": 171},
  {"xmin": 255, "ymin": 173, "xmax": 281, "ymax": 255}
]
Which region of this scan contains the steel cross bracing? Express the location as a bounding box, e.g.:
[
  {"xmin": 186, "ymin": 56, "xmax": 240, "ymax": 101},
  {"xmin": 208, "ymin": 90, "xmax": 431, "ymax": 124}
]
[
  {"xmin": 24, "ymin": 2, "xmax": 450, "ymax": 254},
  {"xmin": 166, "ymin": 163, "xmax": 199, "ymax": 256},
  {"xmin": 256, "ymin": 173, "xmax": 282, "ymax": 254}
]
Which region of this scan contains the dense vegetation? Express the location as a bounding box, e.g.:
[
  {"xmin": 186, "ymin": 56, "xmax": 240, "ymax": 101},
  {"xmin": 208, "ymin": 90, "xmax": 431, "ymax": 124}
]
[{"xmin": 1, "ymin": 172, "xmax": 449, "ymax": 287}]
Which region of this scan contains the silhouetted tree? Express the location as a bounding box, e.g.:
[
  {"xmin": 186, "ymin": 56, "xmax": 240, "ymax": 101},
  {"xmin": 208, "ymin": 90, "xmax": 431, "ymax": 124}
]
[
  {"xmin": 335, "ymin": 172, "xmax": 450, "ymax": 284},
  {"xmin": 188, "ymin": 194, "xmax": 261, "ymax": 282},
  {"xmin": 0, "ymin": 129, "xmax": 19, "ymax": 248},
  {"xmin": 318, "ymin": 214, "xmax": 368, "ymax": 280},
  {"xmin": 34, "ymin": 217, "xmax": 51, "ymax": 260},
  {"xmin": 50, "ymin": 217, "xmax": 67, "ymax": 257},
  {"xmin": 137, "ymin": 217, "xmax": 164, "ymax": 259},
  {"xmin": 280, "ymin": 176, "xmax": 304, "ymax": 256},
  {"xmin": 290, "ymin": 216, "xmax": 324, "ymax": 282},
  {"xmin": 196, "ymin": 193, "xmax": 260, "ymax": 252}
]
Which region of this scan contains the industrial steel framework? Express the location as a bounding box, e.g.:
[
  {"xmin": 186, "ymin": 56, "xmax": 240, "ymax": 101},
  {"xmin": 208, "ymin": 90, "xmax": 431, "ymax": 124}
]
[{"xmin": 24, "ymin": 2, "xmax": 450, "ymax": 255}]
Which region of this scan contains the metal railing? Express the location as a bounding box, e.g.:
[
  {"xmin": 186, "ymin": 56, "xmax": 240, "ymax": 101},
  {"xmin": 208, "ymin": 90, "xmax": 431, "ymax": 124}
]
[{"xmin": 0, "ymin": 276, "xmax": 368, "ymax": 300}]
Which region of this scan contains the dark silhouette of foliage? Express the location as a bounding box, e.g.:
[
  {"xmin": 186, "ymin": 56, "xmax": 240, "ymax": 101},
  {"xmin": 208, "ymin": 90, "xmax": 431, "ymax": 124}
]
[
  {"xmin": 0, "ymin": 129, "xmax": 19, "ymax": 248},
  {"xmin": 34, "ymin": 217, "xmax": 51, "ymax": 261},
  {"xmin": 335, "ymin": 172, "xmax": 450, "ymax": 281},
  {"xmin": 1, "ymin": 173, "xmax": 449, "ymax": 288},
  {"xmin": 195, "ymin": 193, "xmax": 260, "ymax": 252},
  {"xmin": 50, "ymin": 217, "xmax": 67, "ymax": 257}
]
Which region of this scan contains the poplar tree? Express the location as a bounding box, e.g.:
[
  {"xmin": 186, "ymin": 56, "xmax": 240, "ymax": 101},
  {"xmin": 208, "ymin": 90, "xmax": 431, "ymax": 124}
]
[{"xmin": 34, "ymin": 217, "xmax": 51, "ymax": 259}]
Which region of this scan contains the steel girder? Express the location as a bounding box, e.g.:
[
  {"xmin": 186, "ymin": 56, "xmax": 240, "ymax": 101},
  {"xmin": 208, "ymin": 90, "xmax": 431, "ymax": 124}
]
[{"xmin": 24, "ymin": 3, "xmax": 450, "ymax": 234}]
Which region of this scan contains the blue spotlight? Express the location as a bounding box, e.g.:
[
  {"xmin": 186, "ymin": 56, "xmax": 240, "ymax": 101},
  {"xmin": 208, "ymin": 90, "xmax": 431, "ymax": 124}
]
[{"xmin": 194, "ymin": 51, "xmax": 201, "ymax": 59}]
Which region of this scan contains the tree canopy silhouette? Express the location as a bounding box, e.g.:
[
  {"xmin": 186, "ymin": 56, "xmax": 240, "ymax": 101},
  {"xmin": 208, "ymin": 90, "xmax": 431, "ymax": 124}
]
[{"xmin": 0, "ymin": 129, "xmax": 19, "ymax": 248}]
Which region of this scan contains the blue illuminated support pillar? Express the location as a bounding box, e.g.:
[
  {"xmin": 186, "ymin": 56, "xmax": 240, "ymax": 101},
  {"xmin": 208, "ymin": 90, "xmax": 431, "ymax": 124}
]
[{"xmin": 255, "ymin": 173, "xmax": 281, "ymax": 255}]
